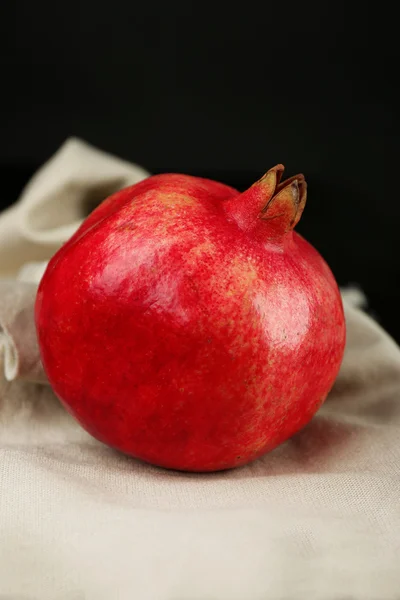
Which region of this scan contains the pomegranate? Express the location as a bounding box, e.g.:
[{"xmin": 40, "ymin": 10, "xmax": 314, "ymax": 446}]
[{"xmin": 35, "ymin": 165, "xmax": 346, "ymax": 472}]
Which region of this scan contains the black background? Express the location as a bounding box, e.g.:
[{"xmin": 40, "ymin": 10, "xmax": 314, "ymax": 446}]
[{"xmin": 1, "ymin": 2, "xmax": 399, "ymax": 339}]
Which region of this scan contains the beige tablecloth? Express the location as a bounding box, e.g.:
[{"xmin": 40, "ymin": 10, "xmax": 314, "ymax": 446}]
[{"xmin": 1, "ymin": 139, "xmax": 399, "ymax": 600}]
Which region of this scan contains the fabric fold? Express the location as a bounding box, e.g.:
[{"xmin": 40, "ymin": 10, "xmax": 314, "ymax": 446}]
[{"xmin": 0, "ymin": 281, "xmax": 46, "ymax": 383}]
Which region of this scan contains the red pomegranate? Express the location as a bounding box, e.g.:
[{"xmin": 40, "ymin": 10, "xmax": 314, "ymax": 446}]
[{"xmin": 35, "ymin": 165, "xmax": 346, "ymax": 471}]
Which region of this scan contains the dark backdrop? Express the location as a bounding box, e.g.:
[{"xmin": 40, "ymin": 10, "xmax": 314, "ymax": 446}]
[{"xmin": 1, "ymin": 2, "xmax": 399, "ymax": 339}]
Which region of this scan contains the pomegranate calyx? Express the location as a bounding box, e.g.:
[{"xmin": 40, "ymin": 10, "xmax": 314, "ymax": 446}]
[
  {"xmin": 260, "ymin": 169, "xmax": 307, "ymax": 234},
  {"xmin": 223, "ymin": 164, "xmax": 307, "ymax": 240}
]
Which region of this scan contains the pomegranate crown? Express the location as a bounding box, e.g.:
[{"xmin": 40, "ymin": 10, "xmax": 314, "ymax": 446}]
[{"xmin": 224, "ymin": 164, "xmax": 307, "ymax": 239}]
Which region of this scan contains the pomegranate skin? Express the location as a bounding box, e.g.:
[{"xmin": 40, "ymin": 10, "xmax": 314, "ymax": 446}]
[{"xmin": 35, "ymin": 166, "xmax": 346, "ymax": 472}]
